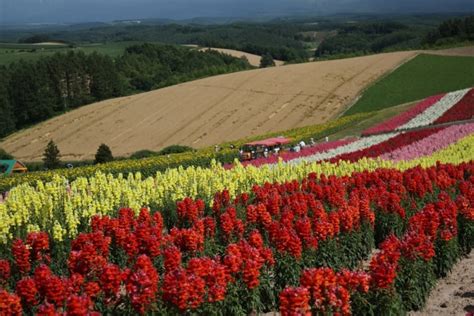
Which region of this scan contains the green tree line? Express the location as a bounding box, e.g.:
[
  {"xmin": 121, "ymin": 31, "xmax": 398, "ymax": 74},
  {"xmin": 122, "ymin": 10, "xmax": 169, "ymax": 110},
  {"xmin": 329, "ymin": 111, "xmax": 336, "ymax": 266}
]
[
  {"xmin": 424, "ymin": 16, "xmax": 474, "ymax": 45},
  {"xmin": 0, "ymin": 43, "xmax": 251, "ymax": 138},
  {"xmin": 8, "ymin": 23, "xmax": 310, "ymax": 62},
  {"xmin": 315, "ymin": 16, "xmax": 474, "ymax": 58},
  {"xmin": 316, "ymin": 22, "xmax": 421, "ymax": 57}
]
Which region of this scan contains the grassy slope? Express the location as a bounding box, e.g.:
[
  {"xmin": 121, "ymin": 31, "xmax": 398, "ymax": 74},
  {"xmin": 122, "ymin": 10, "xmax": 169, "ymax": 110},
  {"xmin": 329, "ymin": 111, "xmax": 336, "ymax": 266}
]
[{"xmin": 345, "ymin": 54, "xmax": 474, "ymax": 116}]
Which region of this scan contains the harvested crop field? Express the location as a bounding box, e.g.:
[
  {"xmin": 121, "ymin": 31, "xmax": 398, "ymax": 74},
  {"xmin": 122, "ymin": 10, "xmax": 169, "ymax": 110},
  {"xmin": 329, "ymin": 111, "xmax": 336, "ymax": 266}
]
[
  {"xmin": 198, "ymin": 47, "xmax": 285, "ymax": 67},
  {"xmin": 0, "ymin": 51, "xmax": 416, "ymax": 161}
]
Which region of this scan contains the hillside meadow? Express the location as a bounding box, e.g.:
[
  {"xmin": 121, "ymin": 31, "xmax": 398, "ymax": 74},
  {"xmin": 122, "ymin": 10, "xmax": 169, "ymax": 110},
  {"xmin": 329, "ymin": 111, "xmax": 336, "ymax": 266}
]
[{"xmin": 345, "ymin": 52, "xmax": 474, "ymax": 115}]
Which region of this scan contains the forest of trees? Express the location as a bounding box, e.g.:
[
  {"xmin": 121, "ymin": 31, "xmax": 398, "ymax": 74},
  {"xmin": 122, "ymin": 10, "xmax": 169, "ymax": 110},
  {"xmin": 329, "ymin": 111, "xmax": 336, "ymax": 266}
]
[
  {"xmin": 424, "ymin": 16, "xmax": 474, "ymax": 45},
  {"xmin": 0, "ymin": 43, "xmax": 251, "ymax": 138},
  {"xmin": 9, "ymin": 23, "xmax": 310, "ymax": 62},
  {"xmin": 316, "ymin": 16, "xmax": 474, "ymax": 57},
  {"xmin": 315, "ymin": 22, "xmax": 421, "ymax": 57}
]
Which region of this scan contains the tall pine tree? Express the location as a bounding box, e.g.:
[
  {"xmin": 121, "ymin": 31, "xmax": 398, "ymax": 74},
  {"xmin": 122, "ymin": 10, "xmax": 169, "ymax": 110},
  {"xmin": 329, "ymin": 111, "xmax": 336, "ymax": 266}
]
[
  {"xmin": 0, "ymin": 67, "xmax": 15, "ymax": 137},
  {"xmin": 43, "ymin": 140, "xmax": 61, "ymax": 169}
]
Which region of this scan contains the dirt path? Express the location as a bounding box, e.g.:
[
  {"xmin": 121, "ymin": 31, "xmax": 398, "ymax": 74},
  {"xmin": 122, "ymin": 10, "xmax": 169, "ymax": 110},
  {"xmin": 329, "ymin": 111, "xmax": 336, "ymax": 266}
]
[
  {"xmin": 410, "ymin": 253, "xmax": 474, "ymax": 316},
  {"xmin": 0, "ymin": 51, "xmax": 416, "ymax": 161}
]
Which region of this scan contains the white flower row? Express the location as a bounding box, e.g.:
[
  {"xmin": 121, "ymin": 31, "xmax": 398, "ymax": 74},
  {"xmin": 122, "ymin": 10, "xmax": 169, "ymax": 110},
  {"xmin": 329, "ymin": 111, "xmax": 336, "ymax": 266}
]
[
  {"xmin": 285, "ymin": 132, "xmax": 400, "ymax": 165},
  {"xmin": 397, "ymin": 88, "xmax": 470, "ymax": 130}
]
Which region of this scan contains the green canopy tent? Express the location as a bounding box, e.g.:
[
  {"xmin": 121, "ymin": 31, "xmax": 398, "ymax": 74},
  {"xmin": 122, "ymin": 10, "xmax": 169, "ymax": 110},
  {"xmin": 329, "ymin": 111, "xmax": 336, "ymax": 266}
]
[{"xmin": 0, "ymin": 160, "xmax": 27, "ymax": 176}]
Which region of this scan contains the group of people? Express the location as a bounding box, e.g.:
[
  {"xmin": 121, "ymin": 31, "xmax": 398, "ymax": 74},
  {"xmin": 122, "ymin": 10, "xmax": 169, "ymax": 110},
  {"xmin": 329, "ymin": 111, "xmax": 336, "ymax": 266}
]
[
  {"xmin": 291, "ymin": 136, "xmax": 325, "ymax": 153},
  {"xmin": 262, "ymin": 146, "xmax": 281, "ymax": 158}
]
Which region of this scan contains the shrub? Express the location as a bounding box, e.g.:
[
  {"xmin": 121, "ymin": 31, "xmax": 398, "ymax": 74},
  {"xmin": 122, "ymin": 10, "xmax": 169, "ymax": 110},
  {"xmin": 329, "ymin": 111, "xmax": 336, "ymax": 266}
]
[
  {"xmin": 130, "ymin": 150, "xmax": 159, "ymax": 159},
  {"xmin": 43, "ymin": 140, "xmax": 61, "ymax": 170},
  {"xmin": 95, "ymin": 144, "xmax": 114, "ymax": 164},
  {"xmin": 260, "ymin": 53, "xmax": 275, "ymax": 68},
  {"xmin": 0, "ymin": 148, "xmax": 13, "ymax": 160},
  {"xmin": 158, "ymin": 145, "xmax": 194, "ymax": 156}
]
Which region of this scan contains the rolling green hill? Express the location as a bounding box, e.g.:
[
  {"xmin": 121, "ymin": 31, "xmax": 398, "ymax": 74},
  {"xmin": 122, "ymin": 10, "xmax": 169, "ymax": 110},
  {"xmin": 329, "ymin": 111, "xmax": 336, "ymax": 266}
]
[{"xmin": 345, "ymin": 53, "xmax": 474, "ymax": 116}]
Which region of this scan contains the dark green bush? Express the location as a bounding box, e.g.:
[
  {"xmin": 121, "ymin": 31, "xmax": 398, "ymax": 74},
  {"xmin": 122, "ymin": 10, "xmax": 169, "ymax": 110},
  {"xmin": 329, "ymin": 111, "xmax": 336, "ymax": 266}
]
[
  {"xmin": 0, "ymin": 148, "xmax": 13, "ymax": 160},
  {"xmin": 95, "ymin": 144, "xmax": 114, "ymax": 164},
  {"xmin": 130, "ymin": 150, "xmax": 159, "ymax": 159},
  {"xmin": 158, "ymin": 145, "xmax": 194, "ymax": 156}
]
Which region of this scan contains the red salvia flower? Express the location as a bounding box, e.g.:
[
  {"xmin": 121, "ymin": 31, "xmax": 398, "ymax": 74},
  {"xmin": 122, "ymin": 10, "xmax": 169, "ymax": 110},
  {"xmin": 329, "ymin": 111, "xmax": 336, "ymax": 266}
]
[
  {"xmin": 11, "ymin": 239, "xmax": 31, "ymax": 274},
  {"xmin": 0, "ymin": 290, "xmax": 22, "ymax": 315},
  {"xmin": 279, "ymin": 287, "xmax": 311, "ymax": 316},
  {"xmin": 0, "ymin": 259, "xmax": 10, "ymax": 285},
  {"xmin": 45, "ymin": 276, "xmax": 66, "ymax": 307},
  {"xmin": 16, "ymin": 277, "xmax": 38, "ymax": 306},
  {"xmin": 163, "ymin": 246, "xmax": 182, "ymax": 272},
  {"xmin": 26, "ymin": 232, "xmax": 50, "ymax": 264},
  {"xmin": 100, "ymin": 263, "xmax": 122, "ymax": 297}
]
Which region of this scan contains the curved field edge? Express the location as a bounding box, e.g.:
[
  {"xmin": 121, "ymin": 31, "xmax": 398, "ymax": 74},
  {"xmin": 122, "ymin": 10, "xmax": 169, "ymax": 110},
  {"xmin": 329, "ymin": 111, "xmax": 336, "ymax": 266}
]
[
  {"xmin": 345, "ymin": 53, "xmax": 474, "ymax": 116},
  {"xmin": 0, "ymin": 51, "xmax": 416, "ymax": 161}
]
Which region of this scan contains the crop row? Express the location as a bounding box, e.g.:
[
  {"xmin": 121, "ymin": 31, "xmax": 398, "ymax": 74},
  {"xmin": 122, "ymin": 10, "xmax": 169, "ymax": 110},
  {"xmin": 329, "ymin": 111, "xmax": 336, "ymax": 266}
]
[
  {"xmin": 329, "ymin": 127, "xmax": 447, "ymax": 163},
  {"xmin": 1, "ymin": 133, "xmax": 474, "ymax": 244},
  {"xmin": 0, "ymin": 113, "xmax": 372, "ymax": 193},
  {"xmin": 434, "ymin": 87, "xmax": 474, "ymax": 124},
  {"xmin": 361, "ymin": 93, "xmax": 445, "ymax": 136},
  {"xmin": 0, "ymin": 162, "xmax": 473, "ymax": 315},
  {"xmin": 244, "ymin": 122, "xmax": 473, "ymax": 169},
  {"xmin": 362, "ymin": 87, "xmax": 473, "ymax": 136},
  {"xmin": 382, "ymin": 122, "xmax": 474, "ymax": 162}
]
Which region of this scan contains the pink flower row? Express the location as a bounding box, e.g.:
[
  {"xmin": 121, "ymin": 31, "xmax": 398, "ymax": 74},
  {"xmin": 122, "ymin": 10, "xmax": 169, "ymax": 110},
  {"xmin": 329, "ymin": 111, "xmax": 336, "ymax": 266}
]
[
  {"xmin": 381, "ymin": 122, "xmax": 474, "ymax": 162},
  {"xmin": 361, "ymin": 94, "xmax": 445, "ymax": 136}
]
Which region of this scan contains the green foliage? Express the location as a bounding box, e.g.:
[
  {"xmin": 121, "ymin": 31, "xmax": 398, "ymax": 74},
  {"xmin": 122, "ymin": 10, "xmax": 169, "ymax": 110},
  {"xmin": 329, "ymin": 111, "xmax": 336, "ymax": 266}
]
[
  {"xmin": 0, "ymin": 66, "xmax": 15, "ymax": 137},
  {"xmin": 259, "ymin": 53, "xmax": 275, "ymax": 68},
  {"xmin": 316, "ymin": 22, "xmax": 420, "ymax": 57},
  {"xmin": 0, "ymin": 148, "xmax": 13, "ymax": 160},
  {"xmin": 352, "ymin": 289, "xmax": 405, "ymax": 316},
  {"xmin": 158, "ymin": 145, "xmax": 194, "ymax": 156},
  {"xmin": 130, "ymin": 150, "xmax": 159, "ymax": 159},
  {"xmin": 434, "ymin": 238, "xmax": 459, "ymax": 278},
  {"xmin": 458, "ymin": 215, "xmax": 474, "ymax": 255},
  {"xmin": 43, "ymin": 140, "xmax": 61, "ymax": 170},
  {"xmin": 395, "ymin": 258, "xmax": 436, "ymax": 312},
  {"xmin": 345, "ymin": 54, "xmax": 474, "ymax": 115},
  {"xmin": 19, "ymin": 34, "xmax": 53, "ymax": 44},
  {"xmin": 374, "ymin": 212, "xmax": 405, "ymax": 245},
  {"xmin": 95, "ymin": 144, "xmax": 114, "ymax": 164},
  {"xmin": 0, "ymin": 43, "xmax": 251, "ymax": 138},
  {"xmin": 129, "ymin": 146, "xmax": 195, "ymax": 161},
  {"xmin": 424, "ymin": 15, "xmax": 474, "ymax": 45}
]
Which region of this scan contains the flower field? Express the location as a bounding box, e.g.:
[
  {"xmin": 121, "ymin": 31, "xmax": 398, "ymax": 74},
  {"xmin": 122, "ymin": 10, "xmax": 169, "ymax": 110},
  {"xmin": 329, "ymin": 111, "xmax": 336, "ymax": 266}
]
[
  {"xmin": 0, "ymin": 161, "xmax": 473, "ymax": 315},
  {"xmin": 0, "ymin": 86, "xmax": 473, "ymax": 315},
  {"xmin": 362, "ymin": 87, "xmax": 473, "ymax": 136},
  {"xmin": 0, "ymin": 113, "xmax": 372, "ymax": 193}
]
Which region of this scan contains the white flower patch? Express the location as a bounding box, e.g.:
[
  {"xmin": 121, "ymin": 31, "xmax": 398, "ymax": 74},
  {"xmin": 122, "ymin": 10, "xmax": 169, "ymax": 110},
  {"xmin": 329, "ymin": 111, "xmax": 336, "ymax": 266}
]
[
  {"xmin": 397, "ymin": 88, "xmax": 470, "ymax": 130},
  {"xmin": 286, "ymin": 132, "xmax": 400, "ymax": 164}
]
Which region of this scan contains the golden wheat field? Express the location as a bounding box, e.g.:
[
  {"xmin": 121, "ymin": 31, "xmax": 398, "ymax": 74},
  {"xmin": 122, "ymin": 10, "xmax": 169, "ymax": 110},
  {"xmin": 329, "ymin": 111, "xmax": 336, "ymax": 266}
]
[{"xmin": 0, "ymin": 51, "xmax": 417, "ymax": 160}]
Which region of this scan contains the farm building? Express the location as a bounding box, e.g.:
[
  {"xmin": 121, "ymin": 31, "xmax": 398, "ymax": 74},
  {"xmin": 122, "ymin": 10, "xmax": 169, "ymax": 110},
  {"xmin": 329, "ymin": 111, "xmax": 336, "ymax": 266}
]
[{"xmin": 0, "ymin": 160, "xmax": 28, "ymax": 176}]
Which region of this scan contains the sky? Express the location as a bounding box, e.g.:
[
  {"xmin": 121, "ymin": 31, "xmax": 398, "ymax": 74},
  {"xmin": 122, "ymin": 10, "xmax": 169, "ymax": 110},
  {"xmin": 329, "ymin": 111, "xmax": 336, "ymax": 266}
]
[{"xmin": 1, "ymin": 0, "xmax": 473, "ymax": 24}]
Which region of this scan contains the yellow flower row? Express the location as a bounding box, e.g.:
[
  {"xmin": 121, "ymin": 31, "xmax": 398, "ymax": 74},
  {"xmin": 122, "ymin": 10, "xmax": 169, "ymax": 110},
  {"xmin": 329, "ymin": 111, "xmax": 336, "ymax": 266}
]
[
  {"xmin": 0, "ymin": 113, "xmax": 371, "ymax": 193},
  {"xmin": 1, "ymin": 133, "xmax": 472, "ymax": 244}
]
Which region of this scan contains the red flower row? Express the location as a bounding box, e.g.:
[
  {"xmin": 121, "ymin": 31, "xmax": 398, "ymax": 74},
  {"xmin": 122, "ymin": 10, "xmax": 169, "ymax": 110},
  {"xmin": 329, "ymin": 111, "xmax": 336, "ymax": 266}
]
[{"xmin": 0, "ymin": 161, "xmax": 473, "ymax": 315}]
